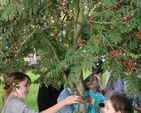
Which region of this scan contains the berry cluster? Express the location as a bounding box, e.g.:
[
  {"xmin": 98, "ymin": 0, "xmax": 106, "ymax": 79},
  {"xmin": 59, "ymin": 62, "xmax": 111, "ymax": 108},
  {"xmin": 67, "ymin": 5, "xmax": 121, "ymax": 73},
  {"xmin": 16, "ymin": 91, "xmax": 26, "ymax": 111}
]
[
  {"xmin": 110, "ymin": 49, "xmax": 138, "ymax": 73},
  {"xmin": 110, "ymin": 49, "xmax": 122, "ymax": 59},
  {"xmin": 111, "ymin": 49, "xmax": 122, "ymax": 55},
  {"xmin": 78, "ymin": 38, "xmax": 84, "ymax": 47},
  {"xmin": 122, "ymin": 61, "xmax": 137, "ymax": 73}
]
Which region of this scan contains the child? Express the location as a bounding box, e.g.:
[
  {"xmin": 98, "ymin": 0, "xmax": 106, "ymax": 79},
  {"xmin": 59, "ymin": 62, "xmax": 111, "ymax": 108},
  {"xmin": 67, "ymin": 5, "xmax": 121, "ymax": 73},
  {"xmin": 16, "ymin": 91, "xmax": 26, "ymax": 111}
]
[
  {"xmin": 85, "ymin": 74, "xmax": 105, "ymax": 113},
  {"xmin": 104, "ymin": 93, "xmax": 133, "ymax": 113},
  {"xmin": 2, "ymin": 72, "xmax": 81, "ymax": 113}
]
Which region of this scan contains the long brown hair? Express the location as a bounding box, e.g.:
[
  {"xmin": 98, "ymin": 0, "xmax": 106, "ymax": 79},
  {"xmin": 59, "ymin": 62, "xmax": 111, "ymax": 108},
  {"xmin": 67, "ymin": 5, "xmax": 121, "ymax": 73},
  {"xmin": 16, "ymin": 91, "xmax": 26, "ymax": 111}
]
[{"xmin": 2, "ymin": 72, "xmax": 31, "ymax": 106}]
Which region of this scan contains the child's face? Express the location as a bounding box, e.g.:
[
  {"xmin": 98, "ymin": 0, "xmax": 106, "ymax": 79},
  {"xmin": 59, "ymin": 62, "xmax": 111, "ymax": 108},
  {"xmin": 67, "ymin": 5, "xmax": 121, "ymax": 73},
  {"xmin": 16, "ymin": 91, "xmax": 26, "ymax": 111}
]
[
  {"xmin": 15, "ymin": 78, "xmax": 30, "ymax": 99},
  {"xmin": 86, "ymin": 76, "xmax": 98, "ymax": 89},
  {"xmin": 103, "ymin": 100, "xmax": 120, "ymax": 113}
]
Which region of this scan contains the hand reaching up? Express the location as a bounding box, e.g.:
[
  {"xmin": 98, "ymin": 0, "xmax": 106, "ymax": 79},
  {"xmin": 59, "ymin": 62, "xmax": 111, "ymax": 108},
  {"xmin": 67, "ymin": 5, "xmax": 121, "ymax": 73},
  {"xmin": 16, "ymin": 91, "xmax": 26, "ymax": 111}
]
[
  {"xmin": 42, "ymin": 95, "xmax": 81, "ymax": 113},
  {"xmin": 63, "ymin": 95, "xmax": 81, "ymax": 105}
]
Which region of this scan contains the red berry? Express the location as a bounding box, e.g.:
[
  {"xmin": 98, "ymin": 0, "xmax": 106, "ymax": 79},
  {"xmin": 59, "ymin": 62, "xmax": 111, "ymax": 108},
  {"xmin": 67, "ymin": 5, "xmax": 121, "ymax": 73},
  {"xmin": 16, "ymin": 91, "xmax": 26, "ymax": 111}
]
[
  {"xmin": 13, "ymin": 51, "xmax": 18, "ymax": 56},
  {"xmin": 79, "ymin": 43, "xmax": 84, "ymax": 47},
  {"xmin": 48, "ymin": 1, "xmax": 52, "ymax": 6}
]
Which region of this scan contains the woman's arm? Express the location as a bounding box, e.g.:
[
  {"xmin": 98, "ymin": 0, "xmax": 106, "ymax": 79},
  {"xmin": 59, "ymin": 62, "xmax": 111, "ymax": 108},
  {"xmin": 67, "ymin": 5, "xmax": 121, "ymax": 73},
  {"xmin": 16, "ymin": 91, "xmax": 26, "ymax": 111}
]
[
  {"xmin": 42, "ymin": 95, "xmax": 80, "ymax": 113},
  {"xmin": 133, "ymin": 106, "xmax": 141, "ymax": 112}
]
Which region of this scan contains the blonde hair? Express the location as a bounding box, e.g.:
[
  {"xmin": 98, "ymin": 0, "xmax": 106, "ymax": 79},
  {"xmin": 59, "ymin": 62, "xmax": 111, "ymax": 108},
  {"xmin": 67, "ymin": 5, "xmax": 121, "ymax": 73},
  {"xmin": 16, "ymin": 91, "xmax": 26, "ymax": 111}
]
[
  {"xmin": 93, "ymin": 75, "xmax": 102, "ymax": 92},
  {"xmin": 84, "ymin": 73, "xmax": 102, "ymax": 92}
]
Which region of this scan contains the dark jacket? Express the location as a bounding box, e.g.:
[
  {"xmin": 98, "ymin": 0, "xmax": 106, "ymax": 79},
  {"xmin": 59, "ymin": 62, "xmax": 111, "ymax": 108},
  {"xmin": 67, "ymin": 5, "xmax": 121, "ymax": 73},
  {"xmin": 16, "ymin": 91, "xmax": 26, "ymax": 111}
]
[{"xmin": 37, "ymin": 84, "xmax": 63, "ymax": 112}]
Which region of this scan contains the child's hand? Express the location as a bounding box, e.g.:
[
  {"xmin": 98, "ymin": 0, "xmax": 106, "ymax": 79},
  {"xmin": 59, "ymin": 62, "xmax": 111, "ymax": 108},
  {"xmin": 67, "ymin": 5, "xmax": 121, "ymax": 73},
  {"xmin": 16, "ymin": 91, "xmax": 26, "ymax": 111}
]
[
  {"xmin": 96, "ymin": 105, "xmax": 100, "ymax": 111},
  {"xmin": 85, "ymin": 96, "xmax": 92, "ymax": 103},
  {"xmin": 88, "ymin": 104, "xmax": 92, "ymax": 108}
]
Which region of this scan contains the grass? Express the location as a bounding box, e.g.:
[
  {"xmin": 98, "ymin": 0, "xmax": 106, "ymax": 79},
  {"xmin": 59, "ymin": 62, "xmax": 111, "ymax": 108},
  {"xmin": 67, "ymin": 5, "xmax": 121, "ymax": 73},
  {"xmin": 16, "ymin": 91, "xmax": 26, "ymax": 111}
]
[
  {"xmin": 0, "ymin": 71, "xmax": 40, "ymax": 112},
  {"xmin": 23, "ymin": 71, "xmax": 40, "ymax": 111},
  {"xmin": 0, "ymin": 80, "xmax": 3, "ymax": 113}
]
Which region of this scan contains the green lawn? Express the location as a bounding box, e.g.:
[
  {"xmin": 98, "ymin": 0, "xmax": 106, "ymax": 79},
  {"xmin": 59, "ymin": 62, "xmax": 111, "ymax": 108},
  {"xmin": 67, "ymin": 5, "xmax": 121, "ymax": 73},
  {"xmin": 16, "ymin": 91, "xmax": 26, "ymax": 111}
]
[
  {"xmin": 0, "ymin": 71, "xmax": 40, "ymax": 112},
  {"xmin": 0, "ymin": 81, "xmax": 3, "ymax": 113},
  {"xmin": 23, "ymin": 71, "xmax": 40, "ymax": 111}
]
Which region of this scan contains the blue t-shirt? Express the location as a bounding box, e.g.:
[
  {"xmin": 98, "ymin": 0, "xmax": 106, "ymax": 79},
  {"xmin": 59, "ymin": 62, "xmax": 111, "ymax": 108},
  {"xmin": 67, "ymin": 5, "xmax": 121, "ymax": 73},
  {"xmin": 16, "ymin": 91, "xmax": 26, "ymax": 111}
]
[{"xmin": 85, "ymin": 90, "xmax": 105, "ymax": 113}]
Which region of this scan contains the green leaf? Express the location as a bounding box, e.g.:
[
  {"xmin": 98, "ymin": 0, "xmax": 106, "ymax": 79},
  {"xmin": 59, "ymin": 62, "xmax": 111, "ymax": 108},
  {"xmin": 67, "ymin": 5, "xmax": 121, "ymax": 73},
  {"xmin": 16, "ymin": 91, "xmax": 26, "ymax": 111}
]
[
  {"xmin": 0, "ymin": 0, "xmax": 10, "ymax": 7},
  {"xmin": 87, "ymin": 44, "xmax": 101, "ymax": 54},
  {"xmin": 94, "ymin": 24, "xmax": 106, "ymax": 31},
  {"xmin": 109, "ymin": 32, "xmax": 122, "ymax": 45},
  {"xmin": 103, "ymin": 0, "xmax": 117, "ymax": 7},
  {"xmin": 69, "ymin": 73, "xmax": 78, "ymax": 83}
]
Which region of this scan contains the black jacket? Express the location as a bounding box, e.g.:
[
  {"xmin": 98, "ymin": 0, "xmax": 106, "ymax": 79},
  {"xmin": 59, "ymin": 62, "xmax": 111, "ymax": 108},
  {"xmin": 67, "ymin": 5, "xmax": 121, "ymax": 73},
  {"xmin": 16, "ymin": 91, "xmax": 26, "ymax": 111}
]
[{"xmin": 37, "ymin": 84, "xmax": 63, "ymax": 112}]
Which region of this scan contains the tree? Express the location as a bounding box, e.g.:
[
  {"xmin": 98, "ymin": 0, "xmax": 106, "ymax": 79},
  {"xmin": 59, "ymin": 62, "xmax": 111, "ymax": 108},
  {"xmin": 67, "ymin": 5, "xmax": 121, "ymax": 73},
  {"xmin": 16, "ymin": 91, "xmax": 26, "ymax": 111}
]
[{"xmin": 0, "ymin": 0, "xmax": 141, "ymax": 112}]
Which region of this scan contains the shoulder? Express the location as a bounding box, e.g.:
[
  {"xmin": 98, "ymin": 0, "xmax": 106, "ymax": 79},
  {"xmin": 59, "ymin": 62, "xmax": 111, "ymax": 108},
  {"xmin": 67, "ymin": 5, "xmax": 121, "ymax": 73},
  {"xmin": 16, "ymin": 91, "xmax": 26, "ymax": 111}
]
[
  {"xmin": 2, "ymin": 96, "xmax": 29, "ymax": 113},
  {"xmin": 98, "ymin": 93, "xmax": 104, "ymax": 96},
  {"xmin": 11, "ymin": 96, "xmax": 28, "ymax": 108},
  {"xmin": 97, "ymin": 93, "xmax": 105, "ymax": 99},
  {"xmin": 85, "ymin": 90, "xmax": 89, "ymax": 93}
]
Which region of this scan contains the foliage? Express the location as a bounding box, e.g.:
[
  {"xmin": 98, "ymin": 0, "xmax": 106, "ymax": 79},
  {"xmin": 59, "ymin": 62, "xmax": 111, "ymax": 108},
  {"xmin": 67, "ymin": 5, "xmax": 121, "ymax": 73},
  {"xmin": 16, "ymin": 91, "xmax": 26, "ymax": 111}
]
[{"xmin": 1, "ymin": 0, "xmax": 141, "ymax": 112}]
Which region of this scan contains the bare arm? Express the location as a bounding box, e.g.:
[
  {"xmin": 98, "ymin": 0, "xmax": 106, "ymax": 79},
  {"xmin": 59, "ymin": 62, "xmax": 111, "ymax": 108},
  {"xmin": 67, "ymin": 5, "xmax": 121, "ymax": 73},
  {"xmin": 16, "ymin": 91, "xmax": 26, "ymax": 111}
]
[
  {"xmin": 133, "ymin": 106, "xmax": 141, "ymax": 112},
  {"xmin": 42, "ymin": 95, "xmax": 80, "ymax": 113}
]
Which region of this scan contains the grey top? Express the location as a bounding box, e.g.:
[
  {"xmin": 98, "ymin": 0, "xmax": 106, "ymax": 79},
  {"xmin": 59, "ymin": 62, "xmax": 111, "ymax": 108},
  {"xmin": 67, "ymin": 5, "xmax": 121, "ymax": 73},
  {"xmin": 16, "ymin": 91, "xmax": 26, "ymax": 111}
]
[
  {"xmin": 105, "ymin": 70, "xmax": 126, "ymax": 100},
  {"xmin": 2, "ymin": 95, "xmax": 42, "ymax": 113}
]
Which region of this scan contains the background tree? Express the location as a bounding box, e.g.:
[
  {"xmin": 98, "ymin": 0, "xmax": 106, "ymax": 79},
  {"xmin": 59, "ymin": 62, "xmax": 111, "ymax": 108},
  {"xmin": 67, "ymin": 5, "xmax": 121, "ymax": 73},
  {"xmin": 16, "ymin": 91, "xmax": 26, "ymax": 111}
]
[{"xmin": 0, "ymin": 0, "xmax": 141, "ymax": 112}]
